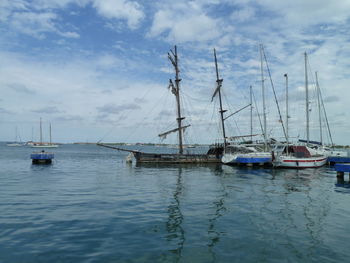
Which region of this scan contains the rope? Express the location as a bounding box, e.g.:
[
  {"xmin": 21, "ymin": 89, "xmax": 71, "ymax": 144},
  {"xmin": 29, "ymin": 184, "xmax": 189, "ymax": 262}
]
[{"xmin": 262, "ymin": 45, "xmax": 287, "ymax": 141}]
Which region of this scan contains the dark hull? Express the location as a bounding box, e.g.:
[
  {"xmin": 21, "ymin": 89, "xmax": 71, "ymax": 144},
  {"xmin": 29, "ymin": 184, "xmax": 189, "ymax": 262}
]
[{"xmin": 133, "ymin": 152, "xmax": 221, "ymax": 164}]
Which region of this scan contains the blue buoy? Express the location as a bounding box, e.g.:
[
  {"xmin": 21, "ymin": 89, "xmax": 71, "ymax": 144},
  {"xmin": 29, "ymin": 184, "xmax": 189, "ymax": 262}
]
[{"xmin": 31, "ymin": 150, "xmax": 54, "ymax": 164}]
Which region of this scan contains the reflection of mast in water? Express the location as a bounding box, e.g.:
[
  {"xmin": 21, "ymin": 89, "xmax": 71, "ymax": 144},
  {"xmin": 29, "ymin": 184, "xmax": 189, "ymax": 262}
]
[
  {"xmin": 280, "ymin": 168, "xmax": 331, "ymax": 260},
  {"xmin": 302, "ymin": 169, "xmax": 330, "ymax": 259},
  {"xmin": 278, "ymin": 169, "xmax": 303, "ymax": 258},
  {"xmin": 166, "ymin": 167, "xmax": 185, "ymax": 261},
  {"xmin": 207, "ymin": 166, "xmax": 228, "ymax": 261}
]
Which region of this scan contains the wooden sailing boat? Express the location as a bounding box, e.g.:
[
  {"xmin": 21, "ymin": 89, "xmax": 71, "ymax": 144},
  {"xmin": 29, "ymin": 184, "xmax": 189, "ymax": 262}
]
[{"xmin": 98, "ymin": 46, "xmax": 223, "ymax": 163}]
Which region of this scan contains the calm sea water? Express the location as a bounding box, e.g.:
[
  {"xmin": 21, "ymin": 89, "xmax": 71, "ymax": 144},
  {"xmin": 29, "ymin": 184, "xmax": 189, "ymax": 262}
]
[{"xmin": 1, "ymin": 143, "xmax": 350, "ymax": 263}]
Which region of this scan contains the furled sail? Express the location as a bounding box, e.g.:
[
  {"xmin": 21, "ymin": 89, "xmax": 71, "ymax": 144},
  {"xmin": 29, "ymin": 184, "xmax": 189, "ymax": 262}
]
[
  {"xmin": 158, "ymin": 125, "xmax": 191, "ymax": 140},
  {"xmin": 211, "ymin": 79, "xmax": 223, "ymax": 102}
]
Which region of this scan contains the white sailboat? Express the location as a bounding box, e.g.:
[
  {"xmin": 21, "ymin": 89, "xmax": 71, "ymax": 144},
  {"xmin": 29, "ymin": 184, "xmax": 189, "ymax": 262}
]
[
  {"xmin": 32, "ymin": 119, "xmax": 59, "ymax": 148},
  {"xmin": 7, "ymin": 126, "xmax": 24, "ymax": 147},
  {"xmin": 222, "ymin": 44, "xmax": 278, "ymax": 165},
  {"xmin": 272, "ymin": 52, "xmax": 327, "ymax": 168}
]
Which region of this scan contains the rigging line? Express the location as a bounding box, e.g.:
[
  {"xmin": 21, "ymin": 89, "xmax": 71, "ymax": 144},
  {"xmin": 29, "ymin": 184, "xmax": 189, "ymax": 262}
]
[
  {"xmin": 127, "ymin": 88, "xmax": 173, "ymax": 143},
  {"xmin": 318, "ymin": 83, "xmax": 334, "ymax": 146},
  {"xmin": 181, "ymin": 89, "xmax": 214, "ymax": 103},
  {"xmin": 222, "ymin": 89, "xmax": 250, "ymax": 138},
  {"xmin": 180, "ymin": 94, "xmax": 196, "ymax": 144},
  {"xmin": 306, "ymin": 57, "xmax": 327, "ymax": 143},
  {"xmin": 252, "ymin": 86, "xmax": 264, "ymax": 137},
  {"xmin": 261, "ymin": 45, "xmax": 287, "ymax": 141},
  {"xmin": 212, "ymin": 98, "xmax": 222, "ymax": 141},
  {"xmin": 97, "ymin": 80, "xmax": 161, "ymax": 143}
]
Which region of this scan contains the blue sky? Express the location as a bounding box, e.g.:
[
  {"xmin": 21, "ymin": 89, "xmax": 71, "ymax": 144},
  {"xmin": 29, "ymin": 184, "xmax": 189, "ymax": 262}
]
[{"xmin": 1, "ymin": 0, "xmax": 350, "ymax": 145}]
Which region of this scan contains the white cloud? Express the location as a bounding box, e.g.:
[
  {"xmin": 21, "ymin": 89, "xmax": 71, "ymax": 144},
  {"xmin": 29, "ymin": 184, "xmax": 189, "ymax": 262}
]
[
  {"xmin": 2, "ymin": 0, "xmax": 144, "ymax": 40},
  {"xmin": 10, "ymin": 11, "xmax": 58, "ymax": 39},
  {"xmin": 92, "ymin": 0, "xmax": 144, "ymax": 29},
  {"xmin": 260, "ymin": 0, "xmax": 350, "ymax": 26},
  {"xmin": 148, "ymin": 2, "xmax": 222, "ymax": 43},
  {"xmin": 0, "ymin": 0, "xmax": 29, "ymax": 22},
  {"xmin": 230, "ymin": 6, "xmax": 255, "ymax": 22},
  {"xmin": 59, "ymin": 31, "xmax": 80, "ymax": 38}
]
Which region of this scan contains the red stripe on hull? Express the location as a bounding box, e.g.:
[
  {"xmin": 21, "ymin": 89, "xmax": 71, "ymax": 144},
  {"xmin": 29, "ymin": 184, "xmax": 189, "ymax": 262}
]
[
  {"xmin": 277, "ymin": 166, "xmax": 324, "ymax": 169},
  {"xmin": 283, "ymin": 158, "xmax": 327, "ymax": 163}
]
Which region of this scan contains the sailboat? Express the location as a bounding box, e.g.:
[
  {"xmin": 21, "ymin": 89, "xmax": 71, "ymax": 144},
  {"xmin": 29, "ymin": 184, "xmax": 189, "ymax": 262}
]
[
  {"xmin": 98, "ymin": 46, "xmax": 223, "ymax": 163},
  {"xmin": 222, "ymin": 44, "xmax": 277, "ymax": 165},
  {"xmin": 272, "ymin": 52, "xmax": 327, "ymax": 168},
  {"xmin": 32, "ymin": 119, "xmax": 59, "ymax": 148},
  {"xmin": 301, "ymin": 71, "xmax": 347, "ymax": 158},
  {"xmin": 7, "ymin": 126, "xmax": 25, "ymax": 147}
]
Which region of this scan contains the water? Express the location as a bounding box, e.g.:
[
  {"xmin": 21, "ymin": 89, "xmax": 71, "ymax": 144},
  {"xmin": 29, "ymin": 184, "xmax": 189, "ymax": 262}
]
[{"xmin": 1, "ymin": 144, "xmax": 350, "ymax": 262}]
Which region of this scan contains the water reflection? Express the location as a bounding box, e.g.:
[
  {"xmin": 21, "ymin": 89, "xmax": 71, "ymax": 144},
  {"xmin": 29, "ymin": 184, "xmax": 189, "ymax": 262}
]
[
  {"xmin": 135, "ymin": 162, "xmax": 222, "ymax": 171},
  {"xmin": 165, "ymin": 167, "xmax": 185, "ymax": 262},
  {"xmin": 207, "ymin": 170, "xmax": 228, "ymax": 262}
]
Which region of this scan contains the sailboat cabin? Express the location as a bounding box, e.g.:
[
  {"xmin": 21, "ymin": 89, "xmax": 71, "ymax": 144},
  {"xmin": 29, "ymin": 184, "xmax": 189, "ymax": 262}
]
[{"xmin": 274, "ymin": 145, "xmax": 311, "ymax": 158}]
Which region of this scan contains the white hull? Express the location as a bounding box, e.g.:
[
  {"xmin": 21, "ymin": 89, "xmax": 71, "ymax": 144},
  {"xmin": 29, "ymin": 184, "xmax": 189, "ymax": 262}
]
[
  {"xmin": 221, "ymin": 153, "xmax": 239, "ymax": 164},
  {"xmin": 222, "ymin": 152, "xmax": 271, "ymax": 164},
  {"xmin": 32, "ymin": 144, "xmax": 59, "ymax": 148},
  {"xmin": 273, "ymin": 155, "xmax": 327, "ymax": 168},
  {"xmin": 7, "ymin": 143, "xmax": 24, "ymax": 147}
]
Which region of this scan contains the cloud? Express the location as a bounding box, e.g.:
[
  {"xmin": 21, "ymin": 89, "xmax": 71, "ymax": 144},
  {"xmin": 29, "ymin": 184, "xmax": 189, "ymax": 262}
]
[
  {"xmin": 10, "ymin": 11, "xmax": 58, "ymax": 39},
  {"xmin": 31, "ymin": 106, "xmax": 62, "ymax": 114},
  {"xmin": 134, "ymin": 97, "xmax": 147, "ymax": 104},
  {"xmin": 54, "ymin": 115, "xmax": 84, "ymax": 122},
  {"xmin": 1, "ymin": 0, "xmax": 143, "ymax": 40},
  {"xmin": 0, "ymin": 107, "xmax": 11, "ymax": 114},
  {"xmin": 58, "ymin": 31, "xmax": 80, "ymax": 38},
  {"xmin": 0, "ymin": 0, "xmax": 29, "ymax": 22},
  {"xmin": 259, "ymin": 0, "xmax": 350, "ymax": 26},
  {"xmin": 148, "ymin": 2, "xmax": 222, "ymax": 43},
  {"xmin": 323, "ymin": 95, "xmax": 340, "ymax": 103},
  {"xmin": 230, "ymin": 6, "xmax": 255, "ymax": 22},
  {"xmin": 96, "ymin": 103, "xmax": 141, "ymax": 115},
  {"xmin": 92, "ymin": 0, "xmax": 144, "ymax": 29},
  {"xmin": 7, "ymin": 83, "xmax": 36, "ymax": 94},
  {"xmin": 155, "ymin": 109, "xmax": 174, "ymax": 120}
]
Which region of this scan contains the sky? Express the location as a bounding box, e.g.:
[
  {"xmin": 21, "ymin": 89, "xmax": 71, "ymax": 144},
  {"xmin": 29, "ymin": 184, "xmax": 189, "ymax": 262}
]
[{"xmin": 1, "ymin": 0, "xmax": 350, "ymax": 145}]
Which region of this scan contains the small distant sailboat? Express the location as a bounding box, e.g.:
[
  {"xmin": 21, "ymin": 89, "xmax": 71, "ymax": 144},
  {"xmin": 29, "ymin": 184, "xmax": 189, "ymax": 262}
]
[
  {"xmin": 32, "ymin": 118, "xmax": 59, "ymax": 148},
  {"xmin": 7, "ymin": 126, "xmax": 25, "ymax": 147}
]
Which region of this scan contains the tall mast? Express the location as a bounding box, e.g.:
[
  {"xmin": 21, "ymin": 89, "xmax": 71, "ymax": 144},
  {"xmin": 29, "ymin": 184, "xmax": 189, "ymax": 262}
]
[
  {"xmin": 304, "ymin": 52, "xmax": 309, "ymax": 146},
  {"xmin": 168, "ymin": 46, "xmax": 184, "ymax": 154},
  {"xmin": 15, "ymin": 126, "xmax": 18, "ymax": 142},
  {"xmin": 40, "ymin": 117, "xmax": 43, "ymax": 144},
  {"xmin": 250, "ymin": 85, "xmax": 253, "ymax": 142},
  {"xmin": 213, "ymin": 48, "xmax": 227, "ymax": 146},
  {"xmin": 284, "ymin": 73, "xmax": 289, "ymax": 145},
  {"xmin": 260, "ymin": 44, "xmax": 267, "ymax": 150},
  {"xmin": 315, "ymin": 71, "xmax": 323, "ymax": 144},
  {"xmin": 49, "ymin": 123, "xmax": 52, "ymax": 145}
]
